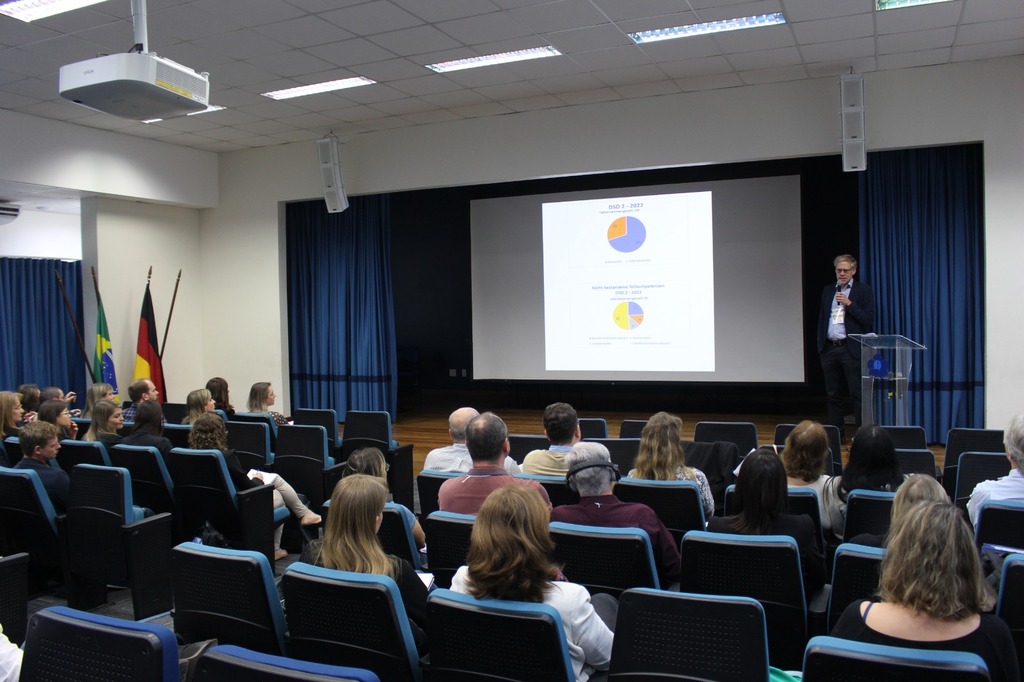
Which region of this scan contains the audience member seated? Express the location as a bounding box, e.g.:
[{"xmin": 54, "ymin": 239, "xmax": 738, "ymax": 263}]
[
  {"xmin": 0, "ymin": 623, "xmax": 22, "ymax": 682},
  {"xmin": 183, "ymin": 388, "xmax": 215, "ymax": 425},
  {"xmin": 302, "ymin": 474, "xmax": 428, "ymax": 655},
  {"xmin": 707, "ymin": 446, "xmax": 827, "ymax": 594},
  {"xmin": 437, "ymin": 412, "xmax": 551, "ymax": 514},
  {"xmin": 832, "ymin": 500, "xmax": 1019, "ymax": 682},
  {"xmin": 628, "ymin": 412, "xmax": 715, "ymax": 519},
  {"xmin": 968, "ymin": 413, "xmax": 1024, "ymax": 526},
  {"xmin": 451, "ymin": 484, "xmax": 615, "ymax": 682},
  {"xmin": 37, "ymin": 399, "xmax": 77, "ymax": 440},
  {"xmin": 120, "ymin": 378, "xmax": 160, "ymax": 423},
  {"xmin": 14, "ymin": 421, "xmax": 69, "ymax": 511},
  {"xmin": 822, "ymin": 425, "xmax": 905, "ymax": 541},
  {"xmin": 120, "ymin": 400, "xmax": 174, "ymax": 458},
  {"xmin": 0, "ymin": 391, "xmax": 25, "ymax": 438},
  {"xmin": 80, "ymin": 382, "xmax": 114, "ymax": 419},
  {"xmin": 551, "ymin": 441, "xmax": 681, "ymax": 586},
  {"xmin": 82, "ymin": 399, "xmax": 123, "ymax": 447},
  {"xmin": 247, "ymin": 381, "xmax": 288, "ymax": 427},
  {"xmin": 781, "ymin": 420, "xmax": 834, "ymax": 533},
  {"xmin": 16, "ymin": 383, "xmax": 40, "ymax": 420},
  {"xmin": 521, "ymin": 402, "xmax": 580, "ymax": 476},
  {"xmin": 848, "ymin": 474, "xmax": 947, "ymax": 548},
  {"xmin": 206, "ymin": 376, "xmax": 235, "ymax": 416},
  {"xmin": 40, "ymin": 386, "xmax": 79, "ymax": 417},
  {"xmin": 343, "ymin": 446, "xmax": 425, "ymax": 549},
  {"xmin": 423, "ymin": 407, "xmax": 520, "ymax": 474},
  {"xmin": 189, "ymin": 413, "xmax": 321, "ymax": 560}
]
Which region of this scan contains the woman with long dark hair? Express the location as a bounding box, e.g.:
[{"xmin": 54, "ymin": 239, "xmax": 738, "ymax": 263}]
[
  {"xmin": 206, "ymin": 377, "xmax": 234, "ymax": 416},
  {"xmin": 821, "ymin": 424, "xmax": 905, "ymax": 540},
  {"xmin": 120, "ymin": 399, "xmax": 173, "ymax": 458},
  {"xmin": 708, "ymin": 446, "xmax": 827, "ymax": 593},
  {"xmin": 37, "ymin": 398, "xmax": 78, "ymax": 440}
]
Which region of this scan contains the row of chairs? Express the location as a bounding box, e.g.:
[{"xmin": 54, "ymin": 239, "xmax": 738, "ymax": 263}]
[{"xmin": 43, "ymin": 535, "xmax": 1018, "ymax": 681}]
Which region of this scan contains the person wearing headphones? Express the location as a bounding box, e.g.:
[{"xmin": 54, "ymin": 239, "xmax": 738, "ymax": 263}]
[{"xmin": 552, "ymin": 441, "xmax": 681, "ymax": 587}]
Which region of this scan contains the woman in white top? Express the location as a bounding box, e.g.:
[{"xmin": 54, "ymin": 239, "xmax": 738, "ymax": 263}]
[
  {"xmin": 781, "ymin": 420, "xmax": 833, "ymax": 532},
  {"xmin": 450, "ymin": 484, "xmax": 613, "ymax": 682}
]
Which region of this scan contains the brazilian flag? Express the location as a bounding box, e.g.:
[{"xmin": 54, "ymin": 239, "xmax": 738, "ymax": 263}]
[{"xmin": 94, "ymin": 299, "xmax": 119, "ymax": 401}]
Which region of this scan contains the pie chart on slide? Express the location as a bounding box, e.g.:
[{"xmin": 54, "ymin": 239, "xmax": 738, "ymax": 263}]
[
  {"xmin": 607, "ymin": 216, "xmax": 647, "ymax": 253},
  {"xmin": 613, "ymin": 301, "xmax": 644, "ymax": 330}
]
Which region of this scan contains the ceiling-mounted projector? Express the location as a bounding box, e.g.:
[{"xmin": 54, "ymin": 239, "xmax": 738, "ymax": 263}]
[{"xmin": 59, "ymin": 52, "xmax": 209, "ymax": 120}]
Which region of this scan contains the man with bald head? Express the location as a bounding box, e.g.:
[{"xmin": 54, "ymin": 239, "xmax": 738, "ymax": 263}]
[{"xmin": 423, "ymin": 407, "xmax": 520, "ymax": 474}]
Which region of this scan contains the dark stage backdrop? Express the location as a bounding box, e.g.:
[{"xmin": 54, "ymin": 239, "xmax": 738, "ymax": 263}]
[{"xmin": 388, "ymin": 155, "xmax": 859, "ymax": 416}]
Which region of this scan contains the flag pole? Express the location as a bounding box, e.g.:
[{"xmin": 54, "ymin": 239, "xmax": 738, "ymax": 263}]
[
  {"xmin": 159, "ymin": 268, "xmax": 181, "ymax": 362},
  {"xmin": 55, "ymin": 268, "xmax": 96, "ymax": 383}
]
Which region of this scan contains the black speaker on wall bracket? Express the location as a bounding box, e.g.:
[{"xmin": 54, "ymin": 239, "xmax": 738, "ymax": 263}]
[{"xmin": 316, "ymin": 135, "xmax": 349, "ymax": 213}]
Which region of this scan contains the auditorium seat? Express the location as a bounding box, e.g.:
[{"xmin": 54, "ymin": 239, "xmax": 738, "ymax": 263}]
[
  {"xmin": 193, "ymin": 644, "xmax": 381, "ymax": 682},
  {"xmin": 944, "ymin": 427, "xmax": 1004, "ymax": 500},
  {"xmin": 802, "ymin": 636, "xmax": 989, "ymax": 681},
  {"xmin": 549, "ymin": 522, "xmax": 658, "ymax": 597},
  {"xmin": 615, "ymin": 478, "xmax": 706, "ymax": 544},
  {"xmin": 423, "ymin": 511, "xmax": 474, "ymax": 589}
]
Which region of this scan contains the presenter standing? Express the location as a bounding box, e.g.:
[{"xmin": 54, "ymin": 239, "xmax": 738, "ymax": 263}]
[{"xmin": 817, "ymin": 254, "xmax": 875, "ymax": 440}]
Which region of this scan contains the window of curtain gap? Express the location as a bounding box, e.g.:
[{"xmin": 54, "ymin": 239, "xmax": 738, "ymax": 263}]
[
  {"xmin": 859, "ymin": 144, "xmax": 984, "ymax": 442},
  {"xmin": 0, "ymin": 258, "xmax": 88, "ymax": 401},
  {"xmin": 286, "ymin": 195, "xmax": 398, "ymax": 419}
]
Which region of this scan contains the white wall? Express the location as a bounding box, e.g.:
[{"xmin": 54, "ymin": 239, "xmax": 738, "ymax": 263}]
[
  {"xmin": 2, "ymin": 56, "xmax": 1020, "ymax": 424},
  {"xmin": 81, "ymin": 196, "xmax": 205, "ymax": 403},
  {"xmin": 0, "ymin": 209, "xmax": 81, "ymax": 259}
]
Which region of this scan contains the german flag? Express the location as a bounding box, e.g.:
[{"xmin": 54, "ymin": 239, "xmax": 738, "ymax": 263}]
[{"xmin": 133, "ymin": 282, "xmax": 165, "ymax": 402}]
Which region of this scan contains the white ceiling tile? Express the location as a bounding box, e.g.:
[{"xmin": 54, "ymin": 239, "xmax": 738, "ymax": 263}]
[
  {"xmin": 952, "ymin": 37, "xmax": 1024, "ymax": 60},
  {"xmin": 352, "ymin": 58, "xmax": 432, "ymax": 82},
  {"xmin": 594, "ymin": 64, "xmax": 668, "ymax": 87},
  {"xmin": 401, "ymin": 109, "xmax": 464, "ymax": 124},
  {"xmin": 738, "ymin": 63, "xmax": 809, "ymax": 84},
  {"xmin": 191, "ymin": 30, "xmax": 289, "ymax": 61},
  {"xmin": 962, "ymin": 0, "xmax": 1024, "ymax": 23},
  {"xmin": 957, "ymin": 19, "xmax": 1024, "ymax": 46},
  {"xmin": 392, "ymin": 0, "xmax": 502, "ymax": 23},
  {"xmin": 780, "ymin": 0, "xmax": 873, "ymax": 23},
  {"xmin": 531, "ymin": 72, "xmax": 606, "ymax": 92},
  {"xmin": 307, "ymin": 38, "xmax": 397, "ymax": 67},
  {"xmin": 636, "ymin": 35, "xmax": 724, "ymax": 62},
  {"xmin": 450, "ymin": 101, "xmax": 515, "ymax": 117},
  {"xmin": 569, "ymin": 45, "xmax": 652, "ymax": 71},
  {"xmin": 791, "ymin": 13, "xmax": 875, "ymax": 44},
  {"xmin": 876, "ymin": 1, "xmax": 963, "ymax": 34},
  {"xmin": 435, "ymin": 12, "xmax": 534, "ymax": 45},
  {"xmin": 613, "ymin": 79, "xmax": 680, "ymax": 98},
  {"xmin": 474, "ymin": 81, "xmax": 548, "ymax": 100},
  {"xmin": 658, "ymin": 55, "xmax": 734, "ymax": 78},
  {"xmin": 675, "ymin": 71, "xmax": 745, "ymax": 91},
  {"xmin": 591, "ymin": 0, "xmax": 700, "ymax": 23},
  {"xmin": 713, "ymin": 24, "xmax": 797, "ymax": 52},
  {"xmin": 502, "ymin": 93, "xmax": 565, "ymax": 111},
  {"xmin": 800, "ymin": 37, "xmax": 875, "ymax": 63},
  {"xmin": 556, "ymin": 86, "xmax": 620, "ymax": 105},
  {"xmin": 320, "ymin": 1, "xmax": 424, "ymax": 36},
  {"xmin": 876, "ymin": 47, "xmax": 951, "ymax": 69},
  {"xmin": 191, "ymin": 0, "xmax": 305, "ymax": 26},
  {"xmin": 367, "ymin": 25, "xmax": 463, "ymax": 56},
  {"xmin": 507, "ymin": 0, "xmax": 610, "ymax": 33},
  {"xmin": 244, "ymin": 50, "xmax": 336, "ymax": 78},
  {"xmin": 543, "ymin": 24, "xmax": 634, "ymax": 54},
  {"xmin": 728, "ymin": 46, "xmax": 802, "ymax": 70},
  {"xmin": 252, "ymin": 15, "xmax": 353, "ymax": 49},
  {"xmin": 877, "ymin": 27, "xmax": 955, "ymax": 54},
  {"xmin": 387, "ymin": 74, "xmax": 465, "ymax": 96}
]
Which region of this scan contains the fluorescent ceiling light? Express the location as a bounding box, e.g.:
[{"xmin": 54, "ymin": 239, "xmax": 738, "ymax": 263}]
[
  {"xmin": 629, "ymin": 13, "xmax": 786, "ymax": 44},
  {"xmin": 142, "ymin": 105, "xmax": 225, "ymax": 124},
  {"xmin": 426, "ymin": 46, "xmax": 561, "ymax": 73},
  {"xmin": 876, "ymin": 0, "xmax": 953, "ymax": 8},
  {"xmin": 262, "ymin": 77, "xmax": 376, "ymax": 101},
  {"xmin": 0, "ymin": 0, "xmax": 106, "ymax": 22}
]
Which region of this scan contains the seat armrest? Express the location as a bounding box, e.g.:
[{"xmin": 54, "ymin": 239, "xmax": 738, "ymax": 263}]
[
  {"xmin": 237, "ymin": 483, "xmax": 276, "ymax": 566},
  {"xmin": 808, "ymin": 584, "xmax": 831, "ymax": 637}
]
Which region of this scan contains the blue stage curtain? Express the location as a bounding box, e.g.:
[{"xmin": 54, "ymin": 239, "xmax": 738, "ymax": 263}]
[
  {"xmin": 0, "ymin": 258, "xmax": 87, "ymax": 401},
  {"xmin": 859, "ymin": 144, "xmax": 984, "ymax": 442},
  {"xmin": 286, "ymin": 195, "xmax": 398, "ymax": 418}
]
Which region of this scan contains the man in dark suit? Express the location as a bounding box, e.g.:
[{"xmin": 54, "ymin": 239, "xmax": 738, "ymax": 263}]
[{"xmin": 817, "ymin": 254, "xmax": 875, "ymax": 439}]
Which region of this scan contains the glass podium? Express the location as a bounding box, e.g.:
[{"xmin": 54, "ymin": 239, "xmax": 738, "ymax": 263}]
[{"xmin": 849, "ymin": 334, "xmax": 926, "ymax": 427}]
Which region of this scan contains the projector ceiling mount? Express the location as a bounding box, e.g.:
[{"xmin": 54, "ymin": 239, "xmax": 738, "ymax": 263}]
[{"xmin": 58, "ymin": 0, "xmax": 211, "ymax": 121}]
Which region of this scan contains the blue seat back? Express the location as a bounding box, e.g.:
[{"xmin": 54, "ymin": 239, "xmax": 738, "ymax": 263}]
[
  {"xmin": 415, "ymin": 469, "xmax": 460, "ymax": 518},
  {"xmin": 342, "ymin": 410, "xmax": 396, "ymax": 449},
  {"xmin": 226, "ymin": 420, "xmax": 273, "ymax": 467},
  {"xmin": 549, "ymin": 521, "xmax": 659, "ymax": 595},
  {"xmin": 172, "ymin": 541, "xmax": 287, "ymax": 654},
  {"xmin": 379, "ymin": 502, "xmax": 421, "ymax": 569},
  {"xmin": 194, "ymin": 644, "xmax": 381, "ymax": 681},
  {"xmin": 293, "ymin": 408, "xmax": 340, "ymax": 451},
  {"xmin": 803, "ymin": 635, "xmax": 989, "ymax": 680},
  {"xmin": 681, "ymin": 530, "xmax": 806, "ymax": 670},
  {"xmin": 997, "ymin": 552, "xmax": 1024, "ymax": 681},
  {"xmin": 162, "ymin": 423, "xmax": 193, "ymax": 449},
  {"xmin": 3, "ymin": 436, "xmax": 22, "ymax": 467},
  {"xmin": 22, "ymin": 605, "xmax": 179, "ymax": 681},
  {"xmin": 827, "ymin": 543, "xmax": 885, "ymax": 632},
  {"xmin": 976, "ymin": 499, "xmax": 1024, "ymax": 548},
  {"xmin": 282, "ymin": 563, "xmax": 421, "ymax": 681},
  {"xmin": 615, "ymin": 478, "xmax": 706, "ymax": 543},
  {"xmin": 515, "ymin": 473, "xmax": 580, "ymax": 507},
  {"xmin": 956, "ymin": 451, "xmax": 1012, "ymax": 511},
  {"xmin": 57, "ymin": 439, "xmax": 110, "ymax": 473},
  {"xmin": 577, "ymin": 417, "xmax": 608, "ymax": 439},
  {"xmin": 581, "ymin": 437, "xmax": 641, "ymax": 472},
  {"xmin": 110, "ymin": 444, "xmax": 176, "ymax": 513},
  {"xmin": 0, "ymin": 465, "xmax": 59, "ymax": 537},
  {"xmin": 610, "ymin": 589, "xmax": 769, "ymax": 681},
  {"xmin": 423, "ymin": 511, "xmax": 475, "ymax": 589},
  {"xmin": 619, "ymin": 419, "xmax": 648, "ymax": 439},
  {"xmin": 843, "ymin": 489, "xmax": 896, "ymax": 539},
  {"xmin": 694, "ymin": 421, "xmax": 758, "ymax": 457},
  {"xmin": 506, "ymin": 434, "xmax": 550, "ymax": 464},
  {"xmin": 426, "ymin": 588, "xmax": 574, "ymax": 682}
]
